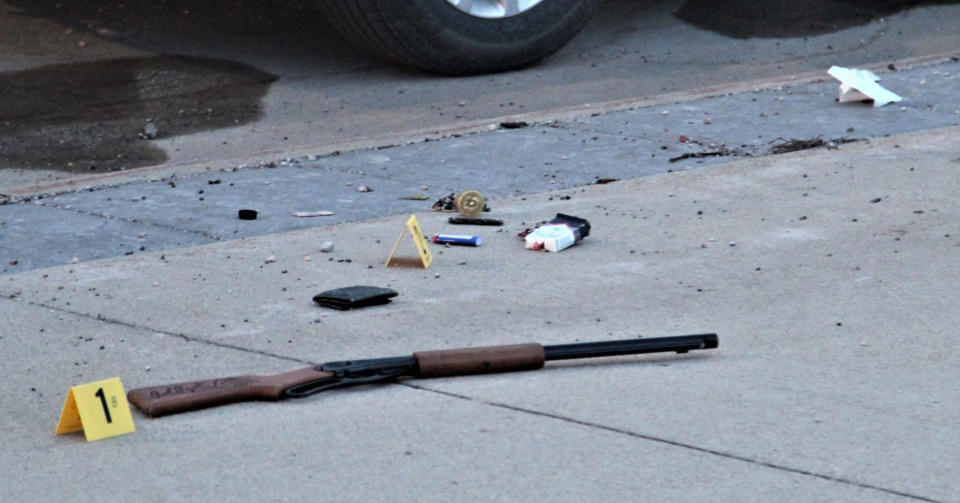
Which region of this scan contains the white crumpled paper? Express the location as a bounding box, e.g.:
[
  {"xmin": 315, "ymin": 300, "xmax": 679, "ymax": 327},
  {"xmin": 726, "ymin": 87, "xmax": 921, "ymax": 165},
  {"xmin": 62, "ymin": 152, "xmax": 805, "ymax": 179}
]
[{"xmin": 827, "ymin": 66, "xmax": 903, "ymax": 107}]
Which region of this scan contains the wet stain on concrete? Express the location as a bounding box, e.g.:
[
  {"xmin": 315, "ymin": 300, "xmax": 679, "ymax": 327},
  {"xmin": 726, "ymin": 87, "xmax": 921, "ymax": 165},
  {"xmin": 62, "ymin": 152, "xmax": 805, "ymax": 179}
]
[
  {"xmin": 676, "ymin": 0, "xmax": 960, "ymax": 38},
  {"xmin": 0, "ymin": 55, "xmax": 277, "ymax": 173}
]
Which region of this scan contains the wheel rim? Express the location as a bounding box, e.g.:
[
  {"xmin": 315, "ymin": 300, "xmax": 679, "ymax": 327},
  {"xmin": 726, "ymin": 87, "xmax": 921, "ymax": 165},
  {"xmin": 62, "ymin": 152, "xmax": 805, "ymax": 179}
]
[{"xmin": 444, "ymin": 0, "xmax": 546, "ymax": 19}]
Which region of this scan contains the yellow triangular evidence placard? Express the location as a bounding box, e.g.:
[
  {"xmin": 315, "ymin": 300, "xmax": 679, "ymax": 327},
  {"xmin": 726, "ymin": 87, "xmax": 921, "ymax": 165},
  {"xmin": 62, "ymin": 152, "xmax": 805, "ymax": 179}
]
[
  {"xmin": 386, "ymin": 215, "xmax": 433, "ymax": 268},
  {"xmin": 56, "ymin": 377, "xmax": 135, "ymax": 442}
]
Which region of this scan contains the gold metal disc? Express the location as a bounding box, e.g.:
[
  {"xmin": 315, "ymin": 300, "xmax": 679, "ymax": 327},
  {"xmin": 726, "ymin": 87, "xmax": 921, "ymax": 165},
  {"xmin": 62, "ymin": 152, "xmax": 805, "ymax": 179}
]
[{"xmin": 456, "ymin": 190, "xmax": 485, "ymax": 217}]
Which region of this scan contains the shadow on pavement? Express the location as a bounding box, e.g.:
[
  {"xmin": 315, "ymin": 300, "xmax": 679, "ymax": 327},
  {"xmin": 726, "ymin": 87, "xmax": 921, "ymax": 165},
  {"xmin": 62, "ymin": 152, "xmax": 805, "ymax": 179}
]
[
  {"xmin": 0, "ymin": 56, "xmax": 276, "ymax": 173},
  {"xmin": 4, "ymin": 0, "xmax": 356, "ymax": 63},
  {"xmin": 675, "ymin": 0, "xmax": 960, "ymax": 38}
]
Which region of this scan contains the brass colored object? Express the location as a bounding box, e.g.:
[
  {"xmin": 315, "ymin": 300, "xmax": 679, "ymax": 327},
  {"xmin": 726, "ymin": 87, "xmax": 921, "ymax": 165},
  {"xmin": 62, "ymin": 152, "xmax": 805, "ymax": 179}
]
[{"xmin": 455, "ymin": 190, "xmax": 485, "ymax": 217}]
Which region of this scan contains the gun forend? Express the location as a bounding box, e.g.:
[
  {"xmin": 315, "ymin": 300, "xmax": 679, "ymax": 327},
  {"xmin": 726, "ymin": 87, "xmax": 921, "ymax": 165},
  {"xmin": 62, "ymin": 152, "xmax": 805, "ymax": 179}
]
[{"xmin": 414, "ymin": 343, "xmax": 546, "ymax": 377}]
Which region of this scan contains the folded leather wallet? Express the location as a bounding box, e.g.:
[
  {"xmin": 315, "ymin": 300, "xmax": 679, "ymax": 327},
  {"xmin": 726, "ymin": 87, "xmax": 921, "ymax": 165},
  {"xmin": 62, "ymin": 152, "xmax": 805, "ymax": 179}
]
[{"xmin": 312, "ymin": 285, "xmax": 399, "ymax": 310}]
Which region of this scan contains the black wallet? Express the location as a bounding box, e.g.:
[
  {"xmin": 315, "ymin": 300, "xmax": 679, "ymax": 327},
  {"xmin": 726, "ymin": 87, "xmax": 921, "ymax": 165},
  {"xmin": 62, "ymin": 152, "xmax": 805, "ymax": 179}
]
[{"xmin": 312, "ymin": 286, "xmax": 399, "ymax": 310}]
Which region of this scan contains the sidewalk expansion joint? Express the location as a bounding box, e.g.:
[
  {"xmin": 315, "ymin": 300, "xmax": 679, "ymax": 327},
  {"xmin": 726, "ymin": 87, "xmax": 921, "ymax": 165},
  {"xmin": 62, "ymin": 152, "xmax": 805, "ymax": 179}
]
[
  {"xmin": 406, "ymin": 384, "xmax": 945, "ymax": 503},
  {"xmin": 37, "ymin": 200, "xmax": 223, "ymax": 241},
  {"xmin": 3, "ymin": 295, "xmax": 314, "ymax": 366}
]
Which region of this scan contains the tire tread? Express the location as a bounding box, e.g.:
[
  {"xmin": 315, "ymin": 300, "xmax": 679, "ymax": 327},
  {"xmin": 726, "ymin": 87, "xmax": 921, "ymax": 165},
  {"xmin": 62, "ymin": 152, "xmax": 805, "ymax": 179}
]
[{"xmin": 319, "ymin": 0, "xmax": 598, "ymax": 75}]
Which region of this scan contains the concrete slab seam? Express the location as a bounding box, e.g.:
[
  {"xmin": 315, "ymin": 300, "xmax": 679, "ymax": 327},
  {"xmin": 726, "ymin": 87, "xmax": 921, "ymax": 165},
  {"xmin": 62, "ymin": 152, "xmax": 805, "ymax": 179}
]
[
  {"xmin": 407, "ymin": 384, "xmax": 947, "ymax": 503},
  {"xmin": 0, "ymin": 295, "xmax": 313, "ymax": 366},
  {"xmin": 36, "ymin": 199, "xmax": 224, "ymax": 241}
]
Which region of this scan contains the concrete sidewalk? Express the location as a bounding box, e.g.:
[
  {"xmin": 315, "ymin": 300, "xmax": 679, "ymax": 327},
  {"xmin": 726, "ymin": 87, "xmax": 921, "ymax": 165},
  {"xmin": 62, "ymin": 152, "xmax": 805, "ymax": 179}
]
[{"xmin": 3, "ymin": 127, "xmax": 959, "ymax": 502}]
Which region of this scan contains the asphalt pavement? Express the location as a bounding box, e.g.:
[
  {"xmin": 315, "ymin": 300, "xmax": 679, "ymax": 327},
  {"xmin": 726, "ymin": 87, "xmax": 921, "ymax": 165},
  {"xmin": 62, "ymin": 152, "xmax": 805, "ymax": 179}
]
[
  {"xmin": 2, "ymin": 61, "xmax": 959, "ymax": 501},
  {"xmin": 3, "ymin": 0, "xmax": 960, "ymax": 190},
  {"xmin": 2, "ymin": 58, "xmax": 959, "ymax": 272}
]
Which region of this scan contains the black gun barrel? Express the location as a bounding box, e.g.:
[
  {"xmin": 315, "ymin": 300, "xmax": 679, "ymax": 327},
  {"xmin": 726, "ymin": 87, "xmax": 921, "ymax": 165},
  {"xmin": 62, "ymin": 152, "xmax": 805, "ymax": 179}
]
[{"xmin": 543, "ymin": 333, "xmax": 718, "ymax": 361}]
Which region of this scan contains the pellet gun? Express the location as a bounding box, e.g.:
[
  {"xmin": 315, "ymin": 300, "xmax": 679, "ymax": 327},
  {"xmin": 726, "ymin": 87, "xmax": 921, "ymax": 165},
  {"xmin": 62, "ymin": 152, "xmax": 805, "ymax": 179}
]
[{"xmin": 127, "ymin": 334, "xmax": 718, "ymax": 417}]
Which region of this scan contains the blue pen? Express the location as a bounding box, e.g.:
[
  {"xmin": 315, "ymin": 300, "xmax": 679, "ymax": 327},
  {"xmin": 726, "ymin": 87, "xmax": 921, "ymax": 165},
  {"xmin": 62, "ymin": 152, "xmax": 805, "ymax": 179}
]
[{"xmin": 432, "ymin": 234, "xmax": 482, "ymax": 246}]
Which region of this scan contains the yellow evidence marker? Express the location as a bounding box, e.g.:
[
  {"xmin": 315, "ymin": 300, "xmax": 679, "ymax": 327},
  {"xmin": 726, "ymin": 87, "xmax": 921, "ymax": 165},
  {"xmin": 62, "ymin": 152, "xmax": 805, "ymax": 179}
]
[
  {"xmin": 385, "ymin": 214, "xmax": 433, "ymax": 268},
  {"xmin": 56, "ymin": 377, "xmax": 135, "ymax": 442}
]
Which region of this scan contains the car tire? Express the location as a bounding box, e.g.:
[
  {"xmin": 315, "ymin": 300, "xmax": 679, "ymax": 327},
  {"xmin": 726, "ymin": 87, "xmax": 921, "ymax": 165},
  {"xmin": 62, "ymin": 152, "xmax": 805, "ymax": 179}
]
[{"xmin": 319, "ymin": 0, "xmax": 599, "ymax": 75}]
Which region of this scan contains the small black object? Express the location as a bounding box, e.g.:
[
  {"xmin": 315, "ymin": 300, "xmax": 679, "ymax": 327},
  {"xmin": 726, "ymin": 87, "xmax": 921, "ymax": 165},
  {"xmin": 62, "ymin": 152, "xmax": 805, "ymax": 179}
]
[
  {"xmin": 499, "ymin": 121, "xmax": 529, "ymax": 129},
  {"xmin": 448, "ymin": 217, "xmax": 503, "ymax": 226},
  {"xmin": 313, "ymin": 286, "xmax": 398, "ymax": 310},
  {"xmin": 238, "ymin": 209, "xmax": 258, "ymax": 220},
  {"xmin": 552, "ymin": 213, "xmax": 591, "ymax": 238}
]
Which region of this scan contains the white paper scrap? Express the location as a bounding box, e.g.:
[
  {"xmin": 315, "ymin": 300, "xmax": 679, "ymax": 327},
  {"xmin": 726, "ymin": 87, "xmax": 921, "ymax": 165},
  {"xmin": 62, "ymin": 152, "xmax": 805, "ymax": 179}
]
[
  {"xmin": 524, "ymin": 224, "xmax": 576, "ymax": 252},
  {"xmin": 292, "ymin": 211, "xmax": 334, "ymax": 217},
  {"xmin": 827, "ymin": 66, "xmax": 902, "ymax": 107}
]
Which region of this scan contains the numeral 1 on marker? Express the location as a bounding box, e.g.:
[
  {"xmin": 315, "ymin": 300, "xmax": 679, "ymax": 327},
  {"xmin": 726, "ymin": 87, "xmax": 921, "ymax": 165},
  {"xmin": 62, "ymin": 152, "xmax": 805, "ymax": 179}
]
[{"xmin": 94, "ymin": 387, "xmax": 113, "ymax": 424}]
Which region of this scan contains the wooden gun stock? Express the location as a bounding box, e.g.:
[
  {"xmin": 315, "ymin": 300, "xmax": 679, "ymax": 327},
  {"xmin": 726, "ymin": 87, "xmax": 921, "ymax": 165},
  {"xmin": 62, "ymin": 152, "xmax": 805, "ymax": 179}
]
[{"xmin": 127, "ymin": 367, "xmax": 332, "ymax": 417}]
